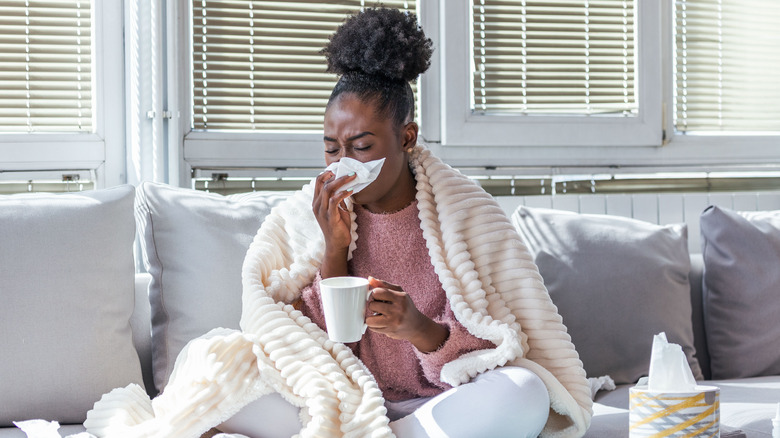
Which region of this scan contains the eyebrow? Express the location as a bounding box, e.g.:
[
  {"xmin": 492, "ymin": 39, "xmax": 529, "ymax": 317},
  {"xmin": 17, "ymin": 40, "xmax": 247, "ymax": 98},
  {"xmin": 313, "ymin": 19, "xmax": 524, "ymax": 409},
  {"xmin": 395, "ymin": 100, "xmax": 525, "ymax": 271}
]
[{"xmin": 323, "ymin": 131, "xmax": 375, "ymax": 143}]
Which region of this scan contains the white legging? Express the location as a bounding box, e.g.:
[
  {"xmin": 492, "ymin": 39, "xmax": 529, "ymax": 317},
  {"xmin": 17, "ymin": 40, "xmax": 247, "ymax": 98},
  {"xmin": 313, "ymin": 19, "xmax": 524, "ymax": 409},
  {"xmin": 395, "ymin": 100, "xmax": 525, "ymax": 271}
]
[{"xmin": 218, "ymin": 366, "xmax": 550, "ymax": 438}]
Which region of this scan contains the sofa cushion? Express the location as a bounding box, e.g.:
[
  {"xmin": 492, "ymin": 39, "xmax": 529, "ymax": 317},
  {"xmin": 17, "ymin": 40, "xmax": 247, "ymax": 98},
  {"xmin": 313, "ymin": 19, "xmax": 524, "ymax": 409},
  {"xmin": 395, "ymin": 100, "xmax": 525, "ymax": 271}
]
[
  {"xmin": 700, "ymin": 205, "xmax": 780, "ymax": 379},
  {"xmin": 135, "ymin": 182, "xmax": 289, "ymax": 392},
  {"xmin": 512, "ymin": 206, "xmax": 703, "ymax": 385},
  {"xmin": 0, "ymin": 424, "xmax": 87, "ymax": 437},
  {"xmin": 0, "ymin": 186, "xmax": 143, "ymax": 426}
]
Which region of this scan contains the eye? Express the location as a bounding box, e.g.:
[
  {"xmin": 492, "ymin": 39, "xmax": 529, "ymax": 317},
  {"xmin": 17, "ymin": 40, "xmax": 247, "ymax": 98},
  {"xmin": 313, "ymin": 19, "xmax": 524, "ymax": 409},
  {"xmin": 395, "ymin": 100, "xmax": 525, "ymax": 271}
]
[
  {"xmin": 325, "ymin": 149, "xmax": 340, "ymax": 155},
  {"xmin": 354, "ymin": 144, "xmax": 372, "ymax": 151}
]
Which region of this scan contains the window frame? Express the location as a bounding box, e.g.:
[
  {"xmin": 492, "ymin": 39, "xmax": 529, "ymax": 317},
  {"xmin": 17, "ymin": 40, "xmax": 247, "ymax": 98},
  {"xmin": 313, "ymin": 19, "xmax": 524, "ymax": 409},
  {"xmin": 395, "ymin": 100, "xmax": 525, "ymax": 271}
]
[{"xmin": 0, "ymin": 0, "xmax": 126, "ymax": 188}]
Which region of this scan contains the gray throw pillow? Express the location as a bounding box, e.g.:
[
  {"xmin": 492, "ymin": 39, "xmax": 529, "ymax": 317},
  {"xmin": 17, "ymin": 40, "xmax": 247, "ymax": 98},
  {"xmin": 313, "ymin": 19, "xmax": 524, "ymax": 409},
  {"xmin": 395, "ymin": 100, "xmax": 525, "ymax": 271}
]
[
  {"xmin": 135, "ymin": 182, "xmax": 289, "ymax": 392},
  {"xmin": 700, "ymin": 205, "xmax": 780, "ymax": 379},
  {"xmin": 0, "ymin": 186, "xmax": 143, "ymax": 425},
  {"xmin": 512, "ymin": 206, "xmax": 703, "ymax": 385}
]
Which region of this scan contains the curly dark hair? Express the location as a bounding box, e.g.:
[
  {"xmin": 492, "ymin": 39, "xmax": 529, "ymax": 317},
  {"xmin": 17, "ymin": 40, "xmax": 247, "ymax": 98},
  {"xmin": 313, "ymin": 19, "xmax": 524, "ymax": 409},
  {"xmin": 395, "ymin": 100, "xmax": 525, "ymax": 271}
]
[{"xmin": 321, "ymin": 6, "xmax": 433, "ymax": 127}]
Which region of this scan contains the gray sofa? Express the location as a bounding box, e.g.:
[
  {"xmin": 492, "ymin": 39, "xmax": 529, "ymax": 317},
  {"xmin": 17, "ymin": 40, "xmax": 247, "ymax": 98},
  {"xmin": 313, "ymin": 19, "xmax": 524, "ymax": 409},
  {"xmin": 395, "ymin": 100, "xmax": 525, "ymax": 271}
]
[{"xmin": 2, "ymin": 182, "xmax": 779, "ymax": 437}]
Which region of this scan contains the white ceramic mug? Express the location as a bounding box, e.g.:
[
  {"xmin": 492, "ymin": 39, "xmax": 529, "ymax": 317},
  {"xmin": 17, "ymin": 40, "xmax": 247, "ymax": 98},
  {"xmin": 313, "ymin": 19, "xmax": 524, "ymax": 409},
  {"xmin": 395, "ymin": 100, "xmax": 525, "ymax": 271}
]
[{"xmin": 319, "ymin": 276, "xmax": 371, "ymax": 343}]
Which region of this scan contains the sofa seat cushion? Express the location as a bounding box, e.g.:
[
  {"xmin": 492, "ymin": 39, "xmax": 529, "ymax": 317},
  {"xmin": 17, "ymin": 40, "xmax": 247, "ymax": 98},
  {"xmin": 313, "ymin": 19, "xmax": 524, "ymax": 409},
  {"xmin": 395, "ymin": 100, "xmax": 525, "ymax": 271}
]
[
  {"xmin": 587, "ymin": 376, "xmax": 780, "ymax": 438},
  {"xmin": 135, "ymin": 182, "xmax": 289, "ymax": 392},
  {"xmin": 512, "ymin": 206, "xmax": 703, "ymax": 385},
  {"xmin": 0, "ymin": 186, "xmax": 144, "ymax": 426},
  {"xmin": 0, "ymin": 425, "xmax": 86, "ymax": 438}
]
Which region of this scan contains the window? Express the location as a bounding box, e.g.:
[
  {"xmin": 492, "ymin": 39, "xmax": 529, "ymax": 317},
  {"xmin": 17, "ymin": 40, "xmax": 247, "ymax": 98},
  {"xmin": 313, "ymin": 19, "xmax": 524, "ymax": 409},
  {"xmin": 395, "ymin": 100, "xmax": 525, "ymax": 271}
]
[
  {"xmin": 674, "ymin": 0, "xmax": 780, "ymax": 133},
  {"xmin": 436, "ymin": 0, "xmax": 662, "ymax": 151},
  {"xmin": 0, "ymin": 0, "xmax": 125, "ymax": 189},
  {"xmin": 471, "ymin": 0, "xmax": 637, "ymax": 117},
  {"xmin": 183, "ymin": 0, "xmax": 418, "ymax": 174},
  {"xmin": 0, "ymin": 0, "xmax": 92, "ymax": 132},
  {"xmin": 191, "ymin": 1, "xmax": 417, "ymax": 132}
]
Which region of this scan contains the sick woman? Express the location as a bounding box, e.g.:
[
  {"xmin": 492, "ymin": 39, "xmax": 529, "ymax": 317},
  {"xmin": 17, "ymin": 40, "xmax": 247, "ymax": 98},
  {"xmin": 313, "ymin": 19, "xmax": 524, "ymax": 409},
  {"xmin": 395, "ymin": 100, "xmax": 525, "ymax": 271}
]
[{"xmin": 221, "ymin": 6, "xmax": 591, "ymax": 438}]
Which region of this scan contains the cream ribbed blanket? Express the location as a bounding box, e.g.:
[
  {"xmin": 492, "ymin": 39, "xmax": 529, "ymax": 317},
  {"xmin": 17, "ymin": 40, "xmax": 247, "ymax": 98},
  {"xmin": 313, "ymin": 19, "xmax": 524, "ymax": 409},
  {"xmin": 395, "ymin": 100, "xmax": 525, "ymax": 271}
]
[{"xmin": 84, "ymin": 145, "xmax": 592, "ymax": 438}]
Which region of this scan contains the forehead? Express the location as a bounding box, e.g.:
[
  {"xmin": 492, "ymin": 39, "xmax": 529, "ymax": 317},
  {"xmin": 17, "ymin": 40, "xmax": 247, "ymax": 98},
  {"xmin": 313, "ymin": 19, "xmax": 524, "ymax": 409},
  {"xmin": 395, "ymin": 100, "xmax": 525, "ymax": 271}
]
[{"xmin": 324, "ymin": 94, "xmax": 387, "ymax": 133}]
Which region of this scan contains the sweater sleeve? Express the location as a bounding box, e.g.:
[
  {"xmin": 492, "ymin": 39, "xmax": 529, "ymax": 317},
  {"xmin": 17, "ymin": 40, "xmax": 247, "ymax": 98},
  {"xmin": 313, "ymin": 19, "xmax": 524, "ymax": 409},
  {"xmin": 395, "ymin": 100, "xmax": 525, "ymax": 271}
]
[
  {"xmin": 298, "ymin": 271, "xmax": 327, "ymax": 332},
  {"xmin": 415, "ymin": 305, "xmax": 496, "ymax": 387}
]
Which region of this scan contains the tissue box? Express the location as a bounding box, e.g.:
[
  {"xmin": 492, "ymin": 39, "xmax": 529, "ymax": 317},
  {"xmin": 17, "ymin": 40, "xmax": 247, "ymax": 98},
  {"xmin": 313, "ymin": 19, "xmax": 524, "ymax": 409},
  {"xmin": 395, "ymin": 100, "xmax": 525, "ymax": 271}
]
[{"xmin": 629, "ymin": 385, "xmax": 720, "ymax": 437}]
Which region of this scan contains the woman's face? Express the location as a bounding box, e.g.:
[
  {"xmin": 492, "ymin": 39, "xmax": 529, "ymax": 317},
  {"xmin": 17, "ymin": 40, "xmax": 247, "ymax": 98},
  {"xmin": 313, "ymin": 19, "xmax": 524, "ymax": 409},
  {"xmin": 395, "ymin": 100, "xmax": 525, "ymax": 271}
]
[{"xmin": 323, "ymin": 93, "xmax": 418, "ymax": 212}]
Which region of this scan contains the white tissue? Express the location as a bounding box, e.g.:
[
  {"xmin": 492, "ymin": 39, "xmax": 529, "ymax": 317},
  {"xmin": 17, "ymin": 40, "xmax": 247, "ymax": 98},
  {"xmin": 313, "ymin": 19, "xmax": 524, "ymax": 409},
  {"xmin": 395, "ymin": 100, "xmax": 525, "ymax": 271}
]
[
  {"xmin": 324, "ymin": 157, "xmax": 385, "ymax": 195},
  {"xmin": 647, "ymin": 332, "xmax": 697, "ymax": 392},
  {"xmin": 13, "ymin": 420, "xmax": 95, "ymax": 438}
]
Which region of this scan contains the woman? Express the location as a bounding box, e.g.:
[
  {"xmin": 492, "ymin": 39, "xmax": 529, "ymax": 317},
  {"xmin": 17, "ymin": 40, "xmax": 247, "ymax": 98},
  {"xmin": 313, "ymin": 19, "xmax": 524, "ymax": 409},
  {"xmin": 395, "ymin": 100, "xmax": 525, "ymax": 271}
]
[
  {"xmin": 228, "ymin": 6, "xmax": 591, "ymax": 437},
  {"xmin": 85, "ymin": 7, "xmax": 591, "ymax": 438}
]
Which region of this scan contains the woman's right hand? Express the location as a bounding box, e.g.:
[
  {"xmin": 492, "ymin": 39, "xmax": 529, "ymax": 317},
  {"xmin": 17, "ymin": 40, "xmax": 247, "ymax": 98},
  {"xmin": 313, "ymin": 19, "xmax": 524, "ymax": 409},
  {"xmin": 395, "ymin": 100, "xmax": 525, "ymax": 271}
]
[{"xmin": 312, "ymin": 170, "xmax": 357, "ymax": 255}]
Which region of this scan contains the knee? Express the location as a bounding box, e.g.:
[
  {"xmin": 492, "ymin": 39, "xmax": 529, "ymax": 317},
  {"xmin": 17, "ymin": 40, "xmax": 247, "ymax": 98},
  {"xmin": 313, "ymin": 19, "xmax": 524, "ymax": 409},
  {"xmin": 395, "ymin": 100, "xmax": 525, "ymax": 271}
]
[
  {"xmin": 493, "ymin": 366, "xmax": 549, "ymax": 404},
  {"xmin": 411, "ymin": 367, "xmax": 550, "ymax": 438},
  {"xmin": 477, "ymin": 367, "xmax": 550, "ymax": 435}
]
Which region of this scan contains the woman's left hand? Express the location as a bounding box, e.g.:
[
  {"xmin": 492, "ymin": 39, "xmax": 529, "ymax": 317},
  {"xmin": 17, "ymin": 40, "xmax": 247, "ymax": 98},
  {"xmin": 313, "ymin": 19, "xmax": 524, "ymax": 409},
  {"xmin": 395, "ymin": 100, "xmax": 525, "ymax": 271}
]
[{"xmin": 366, "ymin": 277, "xmax": 449, "ymax": 353}]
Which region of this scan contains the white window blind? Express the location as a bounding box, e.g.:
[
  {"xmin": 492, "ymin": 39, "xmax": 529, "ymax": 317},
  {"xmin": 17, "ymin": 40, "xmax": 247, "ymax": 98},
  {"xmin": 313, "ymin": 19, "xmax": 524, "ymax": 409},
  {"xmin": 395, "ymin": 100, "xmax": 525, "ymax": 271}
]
[
  {"xmin": 674, "ymin": 0, "xmax": 780, "ymax": 132},
  {"xmin": 471, "ymin": 0, "xmax": 637, "ymax": 116},
  {"xmin": 192, "ymin": 0, "xmax": 417, "ymax": 131},
  {"xmin": 0, "ymin": 0, "xmax": 92, "ymax": 133}
]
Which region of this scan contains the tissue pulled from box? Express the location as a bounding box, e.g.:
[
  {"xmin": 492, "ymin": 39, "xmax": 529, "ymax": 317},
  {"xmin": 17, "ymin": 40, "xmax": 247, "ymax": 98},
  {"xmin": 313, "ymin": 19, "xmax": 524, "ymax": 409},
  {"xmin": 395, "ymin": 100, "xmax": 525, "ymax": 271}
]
[
  {"xmin": 647, "ymin": 332, "xmax": 697, "ymax": 392},
  {"xmin": 324, "ymin": 157, "xmax": 385, "ymax": 195}
]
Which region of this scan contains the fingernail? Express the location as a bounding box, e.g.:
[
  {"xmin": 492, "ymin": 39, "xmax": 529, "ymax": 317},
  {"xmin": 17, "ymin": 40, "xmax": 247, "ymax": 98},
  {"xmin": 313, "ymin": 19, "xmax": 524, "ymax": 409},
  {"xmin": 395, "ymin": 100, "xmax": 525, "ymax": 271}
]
[{"xmin": 348, "ymin": 172, "xmax": 356, "ymax": 177}]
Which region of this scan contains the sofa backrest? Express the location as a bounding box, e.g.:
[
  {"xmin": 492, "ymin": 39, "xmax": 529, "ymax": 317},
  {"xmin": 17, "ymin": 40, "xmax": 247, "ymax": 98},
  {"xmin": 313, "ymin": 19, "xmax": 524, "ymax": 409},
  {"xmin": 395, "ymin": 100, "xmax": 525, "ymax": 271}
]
[
  {"xmin": 496, "ymin": 191, "xmax": 780, "ymax": 254},
  {"xmin": 127, "ymin": 187, "xmax": 777, "ymax": 391}
]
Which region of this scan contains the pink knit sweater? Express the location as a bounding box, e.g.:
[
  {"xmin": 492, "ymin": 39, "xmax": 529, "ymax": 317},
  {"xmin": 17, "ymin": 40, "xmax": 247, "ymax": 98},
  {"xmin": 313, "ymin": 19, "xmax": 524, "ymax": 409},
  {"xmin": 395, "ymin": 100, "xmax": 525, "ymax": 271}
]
[{"xmin": 300, "ymin": 200, "xmax": 496, "ymax": 401}]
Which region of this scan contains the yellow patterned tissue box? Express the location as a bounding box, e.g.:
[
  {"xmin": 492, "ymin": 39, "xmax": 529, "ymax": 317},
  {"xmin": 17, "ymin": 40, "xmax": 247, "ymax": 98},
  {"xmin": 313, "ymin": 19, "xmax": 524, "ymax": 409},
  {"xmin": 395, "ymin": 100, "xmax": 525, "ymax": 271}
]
[{"xmin": 629, "ymin": 385, "xmax": 720, "ymax": 438}]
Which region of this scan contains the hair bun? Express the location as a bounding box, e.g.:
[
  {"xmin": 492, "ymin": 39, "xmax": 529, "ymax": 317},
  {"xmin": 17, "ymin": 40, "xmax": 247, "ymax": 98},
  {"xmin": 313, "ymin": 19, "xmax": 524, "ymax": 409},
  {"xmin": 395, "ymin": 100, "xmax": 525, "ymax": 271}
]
[{"xmin": 322, "ymin": 7, "xmax": 433, "ymax": 82}]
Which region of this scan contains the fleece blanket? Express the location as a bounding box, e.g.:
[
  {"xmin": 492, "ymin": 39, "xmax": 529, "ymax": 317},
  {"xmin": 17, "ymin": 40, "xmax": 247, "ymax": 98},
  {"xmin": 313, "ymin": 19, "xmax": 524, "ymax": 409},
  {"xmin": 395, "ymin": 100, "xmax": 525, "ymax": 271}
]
[{"xmin": 84, "ymin": 145, "xmax": 592, "ymax": 438}]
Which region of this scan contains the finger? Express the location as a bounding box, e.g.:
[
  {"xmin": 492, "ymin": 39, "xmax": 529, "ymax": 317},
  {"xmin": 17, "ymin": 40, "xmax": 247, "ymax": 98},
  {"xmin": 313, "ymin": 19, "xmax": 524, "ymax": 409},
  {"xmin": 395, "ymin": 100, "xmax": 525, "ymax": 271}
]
[
  {"xmin": 323, "ymin": 172, "xmax": 358, "ymax": 195},
  {"xmin": 328, "ymin": 188, "xmax": 353, "ymax": 217},
  {"xmin": 365, "ymin": 314, "xmax": 389, "ymax": 330},
  {"xmin": 336, "ymin": 186, "xmax": 354, "ymax": 206},
  {"xmin": 313, "ymin": 171, "xmax": 334, "ymax": 212},
  {"xmin": 315, "ymin": 171, "xmax": 334, "ymax": 193},
  {"xmin": 367, "ymin": 300, "xmax": 395, "ymax": 316},
  {"xmin": 320, "ymin": 174, "xmax": 357, "ymax": 215},
  {"xmin": 315, "ymin": 171, "xmax": 347, "ymax": 210},
  {"xmin": 368, "ymin": 288, "xmax": 398, "ymax": 303},
  {"xmin": 368, "ymin": 276, "xmax": 403, "ymax": 292}
]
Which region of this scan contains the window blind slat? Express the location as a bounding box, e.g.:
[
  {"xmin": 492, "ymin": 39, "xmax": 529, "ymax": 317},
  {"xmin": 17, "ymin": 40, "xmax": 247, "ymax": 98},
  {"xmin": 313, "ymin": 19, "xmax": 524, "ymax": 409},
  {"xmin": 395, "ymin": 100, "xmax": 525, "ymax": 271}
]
[
  {"xmin": 0, "ymin": 0, "xmax": 92, "ymax": 132},
  {"xmin": 674, "ymin": 0, "xmax": 780, "ymax": 132},
  {"xmin": 472, "ymin": 0, "xmax": 637, "ymax": 116},
  {"xmin": 192, "ymin": 0, "xmax": 417, "ymax": 131}
]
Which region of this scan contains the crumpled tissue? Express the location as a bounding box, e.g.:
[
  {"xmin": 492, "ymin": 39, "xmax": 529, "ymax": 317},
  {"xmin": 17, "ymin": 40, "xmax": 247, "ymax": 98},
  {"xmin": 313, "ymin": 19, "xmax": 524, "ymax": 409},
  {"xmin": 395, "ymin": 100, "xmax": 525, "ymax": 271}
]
[
  {"xmin": 647, "ymin": 331, "xmax": 696, "ymax": 392},
  {"xmin": 324, "ymin": 157, "xmax": 385, "ymax": 195},
  {"xmin": 13, "ymin": 420, "xmax": 95, "ymax": 438}
]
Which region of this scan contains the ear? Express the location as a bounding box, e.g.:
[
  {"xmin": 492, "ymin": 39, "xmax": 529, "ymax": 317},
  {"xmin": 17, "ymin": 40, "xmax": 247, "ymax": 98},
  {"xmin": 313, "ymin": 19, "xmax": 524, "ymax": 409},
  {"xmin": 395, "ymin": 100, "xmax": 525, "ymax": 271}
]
[{"xmin": 401, "ymin": 121, "xmax": 419, "ymax": 150}]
